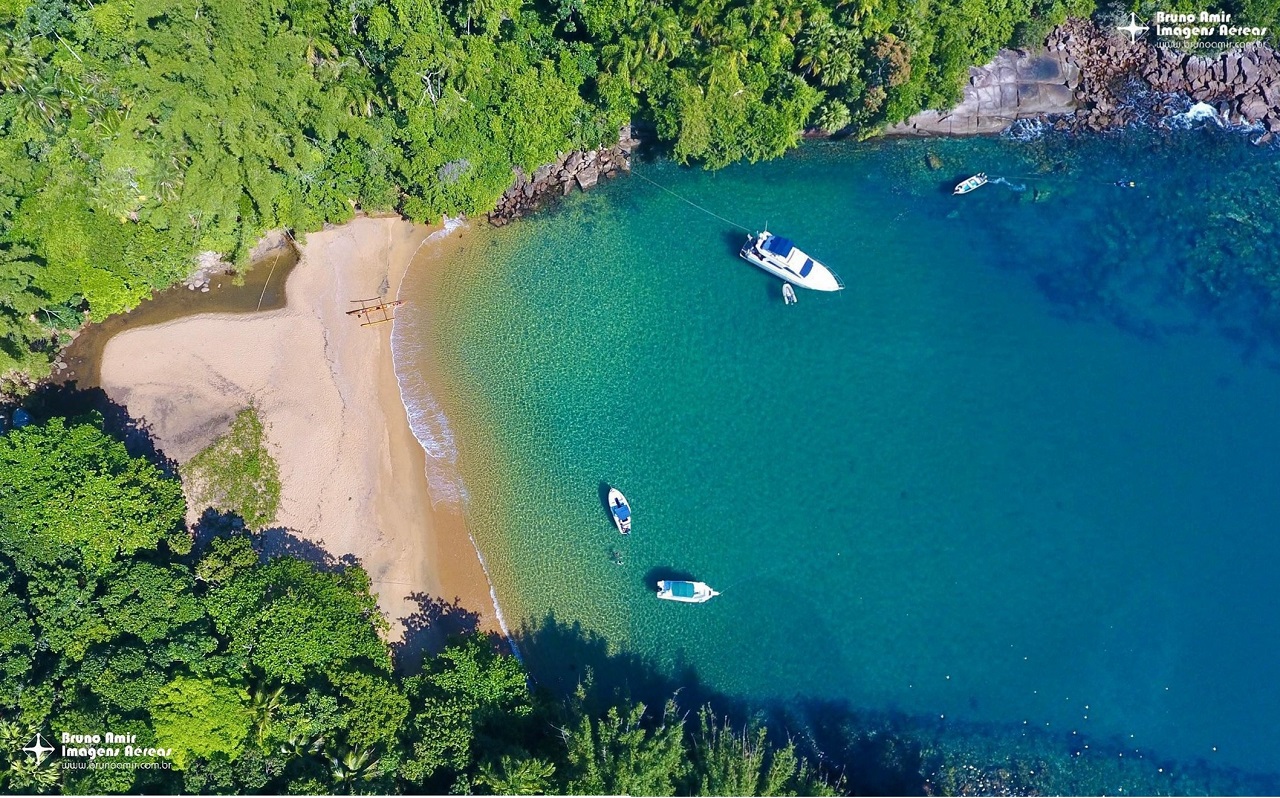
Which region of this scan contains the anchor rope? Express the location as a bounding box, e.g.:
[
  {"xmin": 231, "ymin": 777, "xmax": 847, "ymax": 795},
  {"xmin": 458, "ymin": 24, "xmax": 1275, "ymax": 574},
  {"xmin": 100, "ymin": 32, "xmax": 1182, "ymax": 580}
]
[{"xmin": 631, "ymin": 171, "xmax": 753, "ymax": 232}]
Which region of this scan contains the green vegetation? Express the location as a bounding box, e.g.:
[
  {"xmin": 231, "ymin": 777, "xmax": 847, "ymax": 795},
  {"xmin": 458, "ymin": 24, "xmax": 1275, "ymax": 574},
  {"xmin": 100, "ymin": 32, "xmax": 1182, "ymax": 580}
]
[
  {"xmin": 0, "ymin": 0, "xmax": 1095, "ymax": 385},
  {"xmin": 0, "ymin": 414, "xmax": 841, "ymax": 794},
  {"xmin": 182, "ymin": 405, "xmax": 280, "ymax": 529},
  {"xmin": 1, "ymin": 416, "xmax": 1272, "ymax": 795}
]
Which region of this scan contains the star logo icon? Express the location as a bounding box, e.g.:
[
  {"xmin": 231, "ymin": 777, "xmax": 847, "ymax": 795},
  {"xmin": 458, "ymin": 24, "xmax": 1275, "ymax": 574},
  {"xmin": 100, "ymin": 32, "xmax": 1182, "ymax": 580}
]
[
  {"xmin": 1119, "ymin": 12, "xmax": 1148, "ymax": 42},
  {"xmin": 22, "ymin": 733, "xmax": 54, "ymax": 764}
]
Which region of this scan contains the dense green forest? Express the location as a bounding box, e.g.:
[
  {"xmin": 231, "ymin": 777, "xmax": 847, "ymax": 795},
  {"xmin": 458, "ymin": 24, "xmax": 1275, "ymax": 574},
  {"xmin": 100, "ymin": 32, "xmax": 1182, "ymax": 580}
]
[
  {"xmin": 0, "ymin": 413, "xmax": 843, "ymax": 794},
  {"xmin": 0, "ymin": 0, "xmax": 1095, "ymax": 384},
  {"xmin": 2, "ymin": 412, "xmax": 1271, "ymax": 795}
]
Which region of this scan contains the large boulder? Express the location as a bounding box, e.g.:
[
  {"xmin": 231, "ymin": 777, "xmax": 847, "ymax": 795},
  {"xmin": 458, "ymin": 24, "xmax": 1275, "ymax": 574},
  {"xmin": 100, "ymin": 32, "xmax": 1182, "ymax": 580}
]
[{"xmin": 576, "ymin": 166, "xmax": 599, "ymax": 190}]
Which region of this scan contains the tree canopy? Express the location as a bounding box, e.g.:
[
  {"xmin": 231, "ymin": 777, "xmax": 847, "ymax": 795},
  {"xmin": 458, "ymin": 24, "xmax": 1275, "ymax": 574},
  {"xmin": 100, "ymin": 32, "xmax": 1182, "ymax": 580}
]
[
  {"xmin": 0, "ymin": 415, "xmax": 844, "ymax": 794},
  {"xmin": 0, "ymin": 0, "xmax": 1095, "ymax": 384}
]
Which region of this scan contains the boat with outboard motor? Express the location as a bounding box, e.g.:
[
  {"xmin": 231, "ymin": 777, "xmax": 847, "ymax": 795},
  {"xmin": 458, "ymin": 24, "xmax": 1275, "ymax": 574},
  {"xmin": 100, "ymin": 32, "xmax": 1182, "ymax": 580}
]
[
  {"xmin": 782, "ymin": 283, "xmax": 797, "ymax": 305},
  {"xmin": 739, "ymin": 231, "xmax": 844, "ymax": 292},
  {"xmin": 656, "ymin": 580, "xmax": 719, "ymax": 603},
  {"xmin": 953, "ymin": 173, "xmax": 988, "ymax": 195},
  {"xmin": 607, "ymin": 487, "xmax": 631, "ymax": 535}
]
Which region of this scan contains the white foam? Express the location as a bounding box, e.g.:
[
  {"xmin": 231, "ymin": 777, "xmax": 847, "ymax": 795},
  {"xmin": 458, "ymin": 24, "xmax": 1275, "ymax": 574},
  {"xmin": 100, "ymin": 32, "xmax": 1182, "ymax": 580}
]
[
  {"xmin": 1005, "ymin": 117, "xmax": 1048, "ymax": 141},
  {"xmin": 991, "ymin": 176, "xmax": 1028, "ymax": 192},
  {"xmin": 388, "ymin": 217, "xmax": 520, "ymax": 658},
  {"xmin": 1182, "ymin": 102, "xmax": 1219, "ymax": 122}
]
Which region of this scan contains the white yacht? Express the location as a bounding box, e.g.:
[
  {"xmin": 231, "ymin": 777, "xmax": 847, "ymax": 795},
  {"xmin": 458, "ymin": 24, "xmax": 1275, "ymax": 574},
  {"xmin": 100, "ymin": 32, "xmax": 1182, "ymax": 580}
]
[
  {"xmin": 607, "ymin": 487, "xmax": 631, "ymax": 535},
  {"xmin": 739, "ymin": 231, "xmax": 844, "ymax": 292},
  {"xmin": 656, "ymin": 580, "xmax": 719, "ymax": 603}
]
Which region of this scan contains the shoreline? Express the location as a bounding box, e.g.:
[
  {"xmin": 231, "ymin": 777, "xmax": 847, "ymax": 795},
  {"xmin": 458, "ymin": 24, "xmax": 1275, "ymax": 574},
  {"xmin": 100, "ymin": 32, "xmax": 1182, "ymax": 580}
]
[{"xmin": 97, "ymin": 216, "xmax": 500, "ymax": 660}]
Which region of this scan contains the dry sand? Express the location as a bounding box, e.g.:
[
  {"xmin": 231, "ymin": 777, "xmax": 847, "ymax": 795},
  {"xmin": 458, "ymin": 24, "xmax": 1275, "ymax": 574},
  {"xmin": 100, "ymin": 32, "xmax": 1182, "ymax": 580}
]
[{"xmin": 99, "ymin": 217, "xmax": 497, "ymax": 654}]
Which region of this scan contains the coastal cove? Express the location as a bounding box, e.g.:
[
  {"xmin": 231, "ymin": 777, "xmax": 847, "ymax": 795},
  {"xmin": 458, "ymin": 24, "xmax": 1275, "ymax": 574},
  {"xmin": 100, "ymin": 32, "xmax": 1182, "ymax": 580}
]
[
  {"xmin": 75, "ymin": 217, "xmax": 499, "ymax": 659},
  {"xmin": 397, "ymin": 129, "xmax": 1280, "ymax": 784}
]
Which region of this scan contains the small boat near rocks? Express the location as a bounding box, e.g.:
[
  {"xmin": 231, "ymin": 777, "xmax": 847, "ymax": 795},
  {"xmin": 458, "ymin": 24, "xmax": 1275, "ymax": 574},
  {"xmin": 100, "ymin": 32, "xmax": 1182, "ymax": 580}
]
[
  {"xmin": 607, "ymin": 487, "xmax": 631, "ymax": 535},
  {"xmin": 656, "ymin": 580, "xmax": 719, "ymax": 603},
  {"xmin": 953, "ymin": 173, "xmax": 988, "ymax": 195}
]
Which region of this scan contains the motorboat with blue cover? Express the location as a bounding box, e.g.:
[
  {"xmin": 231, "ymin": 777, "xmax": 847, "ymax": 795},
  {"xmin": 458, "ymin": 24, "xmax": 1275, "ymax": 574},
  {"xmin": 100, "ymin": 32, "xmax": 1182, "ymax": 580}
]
[
  {"xmin": 607, "ymin": 487, "xmax": 631, "ymax": 535},
  {"xmin": 739, "ymin": 231, "xmax": 844, "ymax": 292},
  {"xmin": 656, "ymin": 580, "xmax": 719, "ymax": 603}
]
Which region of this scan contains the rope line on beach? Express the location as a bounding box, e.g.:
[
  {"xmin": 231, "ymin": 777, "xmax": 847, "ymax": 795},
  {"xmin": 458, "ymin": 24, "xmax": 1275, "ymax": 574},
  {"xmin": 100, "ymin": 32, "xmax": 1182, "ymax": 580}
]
[
  {"xmin": 631, "ymin": 171, "xmax": 753, "ymax": 232},
  {"xmin": 256, "ymin": 229, "xmax": 298, "ymax": 312}
]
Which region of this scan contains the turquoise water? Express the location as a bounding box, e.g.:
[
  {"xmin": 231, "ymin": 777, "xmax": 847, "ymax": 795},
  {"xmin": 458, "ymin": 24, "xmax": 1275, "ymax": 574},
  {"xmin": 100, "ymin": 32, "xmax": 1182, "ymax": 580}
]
[{"xmin": 398, "ymin": 122, "xmax": 1280, "ymax": 778}]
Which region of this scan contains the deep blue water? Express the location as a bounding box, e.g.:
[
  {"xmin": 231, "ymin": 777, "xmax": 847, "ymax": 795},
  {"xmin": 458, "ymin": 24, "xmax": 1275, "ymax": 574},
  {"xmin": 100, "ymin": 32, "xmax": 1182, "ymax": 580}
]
[{"xmin": 399, "ymin": 119, "xmax": 1280, "ymax": 781}]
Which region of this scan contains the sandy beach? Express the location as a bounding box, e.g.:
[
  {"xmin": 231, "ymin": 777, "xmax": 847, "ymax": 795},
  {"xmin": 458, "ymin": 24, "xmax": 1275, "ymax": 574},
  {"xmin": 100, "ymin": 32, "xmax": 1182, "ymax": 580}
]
[{"xmin": 98, "ymin": 217, "xmax": 497, "ymax": 655}]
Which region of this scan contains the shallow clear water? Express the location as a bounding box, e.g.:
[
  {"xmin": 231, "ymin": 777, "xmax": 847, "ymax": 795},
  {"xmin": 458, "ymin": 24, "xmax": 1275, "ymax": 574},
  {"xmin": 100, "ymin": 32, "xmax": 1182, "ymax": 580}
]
[{"xmin": 398, "ymin": 125, "xmax": 1280, "ymax": 777}]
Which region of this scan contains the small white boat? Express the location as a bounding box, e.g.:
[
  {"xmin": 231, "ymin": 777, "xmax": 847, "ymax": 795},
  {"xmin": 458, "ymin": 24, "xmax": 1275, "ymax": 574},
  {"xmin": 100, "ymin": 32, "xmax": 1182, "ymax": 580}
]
[
  {"xmin": 953, "ymin": 173, "xmax": 988, "ymax": 195},
  {"xmin": 656, "ymin": 580, "xmax": 719, "ymax": 603},
  {"xmin": 607, "ymin": 487, "xmax": 631, "ymax": 535},
  {"xmin": 739, "ymin": 231, "xmax": 843, "ymax": 292},
  {"xmin": 782, "ymin": 283, "xmax": 797, "ymax": 305}
]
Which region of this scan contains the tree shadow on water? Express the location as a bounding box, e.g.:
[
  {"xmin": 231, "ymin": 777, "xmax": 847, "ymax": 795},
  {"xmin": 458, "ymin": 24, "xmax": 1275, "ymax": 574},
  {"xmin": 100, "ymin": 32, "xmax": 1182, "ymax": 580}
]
[
  {"xmin": 513, "ymin": 611, "xmax": 930, "ymax": 794},
  {"xmin": 510, "ymin": 612, "xmax": 1280, "ymax": 796}
]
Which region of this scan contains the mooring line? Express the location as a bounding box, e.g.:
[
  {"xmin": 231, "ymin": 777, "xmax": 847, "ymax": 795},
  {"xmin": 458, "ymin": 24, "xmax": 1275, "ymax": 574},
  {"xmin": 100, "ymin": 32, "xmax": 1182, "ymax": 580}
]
[{"xmin": 631, "ymin": 171, "xmax": 753, "ymax": 232}]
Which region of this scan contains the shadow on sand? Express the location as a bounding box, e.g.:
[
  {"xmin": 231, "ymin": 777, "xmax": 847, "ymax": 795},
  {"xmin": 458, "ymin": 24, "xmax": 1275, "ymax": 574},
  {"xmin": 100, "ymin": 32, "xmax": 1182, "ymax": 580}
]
[{"xmin": 20, "ymin": 381, "xmax": 179, "ymax": 477}]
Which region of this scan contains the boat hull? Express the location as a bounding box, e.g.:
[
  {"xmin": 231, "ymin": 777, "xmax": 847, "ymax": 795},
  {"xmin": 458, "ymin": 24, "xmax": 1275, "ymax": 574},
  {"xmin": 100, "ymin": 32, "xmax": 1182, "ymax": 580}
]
[{"xmin": 656, "ymin": 580, "xmax": 719, "ymax": 603}]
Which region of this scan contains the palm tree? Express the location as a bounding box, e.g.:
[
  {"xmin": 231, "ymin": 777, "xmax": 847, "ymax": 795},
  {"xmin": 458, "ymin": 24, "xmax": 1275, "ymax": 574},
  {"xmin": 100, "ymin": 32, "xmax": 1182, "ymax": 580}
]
[
  {"xmin": 477, "ymin": 755, "xmax": 556, "ymax": 795},
  {"xmin": 796, "ymin": 18, "xmax": 852, "ymax": 86},
  {"xmin": 601, "ymin": 37, "xmax": 648, "ymax": 89},
  {"xmin": 0, "ymin": 37, "xmax": 35, "ymax": 93},
  {"xmin": 56, "ymin": 71, "xmax": 100, "ymax": 114},
  {"xmin": 686, "ymin": 0, "xmax": 727, "ymax": 38},
  {"xmin": 279, "ymin": 731, "xmax": 325, "ymax": 761},
  {"xmin": 329, "ymin": 745, "xmax": 381, "ymax": 790},
  {"xmin": 637, "ymin": 8, "xmax": 689, "ymax": 62},
  {"xmin": 13, "ymin": 70, "xmax": 62, "ymax": 130},
  {"xmin": 249, "ymin": 683, "xmax": 285, "ymax": 745},
  {"xmin": 341, "ymin": 70, "xmax": 384, "ymax": 117}
]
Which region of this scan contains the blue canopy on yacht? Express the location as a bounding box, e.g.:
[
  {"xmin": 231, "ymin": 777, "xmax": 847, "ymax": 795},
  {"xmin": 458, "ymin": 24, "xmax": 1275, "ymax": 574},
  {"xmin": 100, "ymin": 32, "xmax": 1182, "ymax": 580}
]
[
  {"xmin": 668, "ymin": 581, "xmax": 696, "ymax": 598},
  {"xmin": 762, "ymin": 236, "xmax": 794, "ymax": 257},
  {"xmin": 613, "ymin": 504, "xmax": 630, "ymax": 521}
]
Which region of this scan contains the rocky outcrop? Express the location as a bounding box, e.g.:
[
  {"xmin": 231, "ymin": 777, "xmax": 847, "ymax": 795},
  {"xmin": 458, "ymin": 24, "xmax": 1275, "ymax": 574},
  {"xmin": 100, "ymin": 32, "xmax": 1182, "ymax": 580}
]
[
  {"xmin": 885, "ymin": 50, "xmax": 1081, "ymax": 136},
  {"xmin": 488, "ymin": 127, "xmax": 640, "ymax": 226},
  {"xmin": 1044, "ymin": 19, "xmax": 1280, "ymax": 136},
  {"xmin": 891, "ymin": 19, "xmax": 1280, "ymax": 140}
]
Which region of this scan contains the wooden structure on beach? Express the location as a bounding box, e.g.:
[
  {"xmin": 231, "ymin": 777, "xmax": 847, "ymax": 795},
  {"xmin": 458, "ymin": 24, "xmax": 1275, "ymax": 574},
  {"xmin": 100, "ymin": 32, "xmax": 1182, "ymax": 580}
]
[{"xmin": 347, "ymin": 297, "xmax": 404, "ymax": 327}]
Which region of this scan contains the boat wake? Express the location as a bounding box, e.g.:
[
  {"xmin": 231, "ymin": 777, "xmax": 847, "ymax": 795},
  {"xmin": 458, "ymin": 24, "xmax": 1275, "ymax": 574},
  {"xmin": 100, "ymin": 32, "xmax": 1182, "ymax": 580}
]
[{"xmin": 990, "ymin": 176, "xmax": 1028, "ymax": 192}]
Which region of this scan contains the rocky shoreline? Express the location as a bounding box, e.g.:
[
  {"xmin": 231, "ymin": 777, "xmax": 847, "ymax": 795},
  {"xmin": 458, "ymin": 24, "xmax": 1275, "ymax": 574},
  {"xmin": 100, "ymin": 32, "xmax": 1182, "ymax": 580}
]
[
  {"xmin": 1043, "ymin": 18, "xmax": 1280, "ymax": 136},
  {"xmin": 487, "ymin": 127, "xmax": 641, "ymax": 225},
  {"xmin": 893, "ymin": 18, "xmax": 1280, "ymax": 139}
]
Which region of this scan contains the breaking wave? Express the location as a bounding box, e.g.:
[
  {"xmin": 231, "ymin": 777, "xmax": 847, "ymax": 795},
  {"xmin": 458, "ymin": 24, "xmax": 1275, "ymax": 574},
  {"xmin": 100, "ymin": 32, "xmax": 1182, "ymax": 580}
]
[
  {"xmin": 388, "ymin": 216, "xmax": 521, "ymax": 657},
  {"xmin": 1004, "ymin": 117, "xmax": 1049, "ymax": 141},
  {"xmin": 389, "ymin": 216, "xmax": 468, "ymax": 508}
]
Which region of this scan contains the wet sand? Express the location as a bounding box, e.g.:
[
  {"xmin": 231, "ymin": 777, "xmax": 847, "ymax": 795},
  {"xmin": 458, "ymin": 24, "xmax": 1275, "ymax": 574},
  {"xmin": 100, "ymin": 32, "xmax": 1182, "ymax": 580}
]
[{"xmin": 98, "ymin": 217, "xmax": 498, "ymax": 652}]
